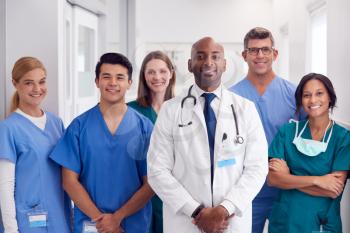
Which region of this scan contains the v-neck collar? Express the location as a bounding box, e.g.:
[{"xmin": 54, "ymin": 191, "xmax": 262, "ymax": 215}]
[
  {"xmin": 13, "ymin": 112, "xmax": 49, "ymax": 133},
  {"xmin": 149, "ymin": 107, "xmax": 157, "ymax": 123},
  {"xmin": 96, "ymin": 104, "xmax": 130, "ymax": 138},
  {"xmin": 246, "ymin": 76, "xmax": 278, "ymax": 100},
  {"xmin": 301, "ymin": 120, "xmax": 334, "ymax": 141}
]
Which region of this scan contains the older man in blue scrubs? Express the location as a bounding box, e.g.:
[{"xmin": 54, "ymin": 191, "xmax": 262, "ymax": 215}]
[
  {"xmin": 229, "ymin": 27, "xmax": 299, "ymax": 233},
  {"xmin": 50, "ymin": 53, "xmax": 154, "ymax": 233}
]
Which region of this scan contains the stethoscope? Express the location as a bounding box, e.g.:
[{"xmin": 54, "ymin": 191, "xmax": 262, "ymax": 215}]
[{"xmin": 178, "ymin": 85, "xmax": 244, "ymax": 144}]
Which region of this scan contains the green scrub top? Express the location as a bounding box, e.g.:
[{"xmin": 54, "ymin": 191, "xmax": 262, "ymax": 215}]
[
  {"xmin": 268, "ymin": 120, "xmax": 350, "ymax": 233},
  {"xmin": 128, "ymin": 100, "xmax": 163, "ymax": 233},
  {"xmin": 128, "ymin": 100, "xmax": 157, "ymax": 124}
]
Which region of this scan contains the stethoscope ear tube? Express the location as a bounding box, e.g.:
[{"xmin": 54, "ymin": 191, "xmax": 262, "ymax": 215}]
[
  {"xmin": 181, "ymin": 85, "xmax": 196, "ymax": 108},
  {"xmin": 231, "ymin": 104, "xmax": 244, "ymax": 144},
  {"xmin": 231, "ymin": 104, "xmax": 239, "ymax": 135}
]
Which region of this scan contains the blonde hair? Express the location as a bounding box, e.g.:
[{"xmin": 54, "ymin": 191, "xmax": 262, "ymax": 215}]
[{"xmin": 10, "ymin": 57, "xmax": 46, "ymax": 112}]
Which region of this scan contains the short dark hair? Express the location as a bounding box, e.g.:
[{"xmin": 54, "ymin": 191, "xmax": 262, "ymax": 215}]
[
  {"xmin": 244, "ymin": 27, "xmax": 275, "ymax": 49},
  {"xmin": 95, "ymin": 53, "xmax": 133, "ymax": 80},
  {"xmin": 295, "ymin": 73, "xmax": 337, "ymax": 114}
]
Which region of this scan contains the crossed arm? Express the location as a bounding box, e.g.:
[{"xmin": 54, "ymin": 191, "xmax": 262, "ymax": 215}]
[
  {"xmin": 267, "ymin": 158, "xmax": 347, "ymax": 199},
  {"xmin": 62, "ymin": 168, "xmax": 154, "ymax": 233}
]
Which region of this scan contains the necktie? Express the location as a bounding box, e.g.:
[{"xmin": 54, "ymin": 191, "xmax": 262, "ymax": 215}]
[{"xmin": 201, "ymin": 93, "xmax": 217, "ymax": 189}]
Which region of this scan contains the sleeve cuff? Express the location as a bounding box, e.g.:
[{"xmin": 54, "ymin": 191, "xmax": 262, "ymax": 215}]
[
  {"xmin": 180, "ymin": 201, "xmax": 201, "ymax": 217},
  {"xmin": 220, "ymin": 200, "xmax": 237, "ymax": 216}
]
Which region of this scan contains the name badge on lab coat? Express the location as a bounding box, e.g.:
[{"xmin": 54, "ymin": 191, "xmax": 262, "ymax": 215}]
[
  {"xmin": 82, "ymin": 221, "xmax": 98, "ymax": 233},
  {"xmin": 28, "ymin": 211, "xmax": 47, "ymax": 228},
  {"xmin": 217, "ymin": 158, "xmax": 236, "ymax": 168}
]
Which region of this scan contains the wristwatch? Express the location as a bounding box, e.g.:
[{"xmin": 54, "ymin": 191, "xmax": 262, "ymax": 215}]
[{"xmin": 191, "ymin": 204, "xmax": 204, "ymax": 218}]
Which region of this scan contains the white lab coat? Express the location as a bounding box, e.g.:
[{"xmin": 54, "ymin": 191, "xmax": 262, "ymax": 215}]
[{"xmin": 147, "ymin": 86, "xmax": 268, "ymax": 233}]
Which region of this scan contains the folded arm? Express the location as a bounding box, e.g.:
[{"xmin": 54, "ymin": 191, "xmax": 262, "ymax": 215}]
[
  {"xmin": 298, "ymin": 171, "xmax": 347, "ymax": 198},
  {"xmin": 268, "ymin": 158, "xmax": 345, "ymax": 198}
]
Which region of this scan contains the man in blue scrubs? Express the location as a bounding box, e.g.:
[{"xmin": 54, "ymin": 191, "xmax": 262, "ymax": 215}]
[
  {"xmin": 50, "ymin": 53, "xmax": 154, "ymax": 233},
  {"xmin": 229, "ymin": 27, "xmax": 298, "ymax": 233}
]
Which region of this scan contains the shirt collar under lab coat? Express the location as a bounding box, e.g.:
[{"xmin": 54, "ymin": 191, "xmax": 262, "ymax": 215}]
[{"xmin": 193, "ymin": 83, "xmax": 223, "ymax": 118}]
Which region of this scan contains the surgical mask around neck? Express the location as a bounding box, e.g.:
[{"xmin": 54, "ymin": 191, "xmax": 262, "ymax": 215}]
[{"xmin": 292, "ymin": 120, "xmax": 333, "ymax": 157}]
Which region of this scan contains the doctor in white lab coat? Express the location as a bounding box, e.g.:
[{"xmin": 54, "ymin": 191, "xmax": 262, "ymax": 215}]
[{"xmin": 147, "ymin": 37, "xmax": 268, "ymax": 233}]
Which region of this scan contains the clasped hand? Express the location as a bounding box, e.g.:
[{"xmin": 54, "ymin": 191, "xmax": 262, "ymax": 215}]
[
  {"xmin": 192, "ymin": 206, "xmax": 232, "ymax": 233},
  {"xmin": 93, "ymin": 212, "xmax": 124, "ymax": 233}
]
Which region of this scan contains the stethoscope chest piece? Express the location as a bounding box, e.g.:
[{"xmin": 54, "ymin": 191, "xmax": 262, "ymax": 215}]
[{"xmin": 235, "ymin": 135, "xmax": 244, "ymax": 144}]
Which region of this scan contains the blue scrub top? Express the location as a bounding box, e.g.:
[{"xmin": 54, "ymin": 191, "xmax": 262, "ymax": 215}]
[
  {"xmin": 50, "ymin": 105, "xmax": 153, "ymax": 233},
  {"xmin": 0, "ymin": 112, "xmax": 71, "ymax": 233},
  {"xmin": 230, "ymin": 76, "xmax": 297, "ymax": 198},
  {"xmin": 268, "ymin": 121, "xmax": 350, "ymax": 233}
]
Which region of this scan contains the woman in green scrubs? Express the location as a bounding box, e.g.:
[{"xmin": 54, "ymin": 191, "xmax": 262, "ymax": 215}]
[
  {"xmin": 268, "ymin": 73, "xmax": 350, "ymax": 233},
  {"xmin": 128, "ymin": 51, "xmax": 176, "ymax": 233}
]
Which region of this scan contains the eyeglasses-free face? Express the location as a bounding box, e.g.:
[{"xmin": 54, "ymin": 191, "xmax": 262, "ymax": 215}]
[{"xmin": 245, "ymin": 46, "xmax": 274, "ymax": 56}]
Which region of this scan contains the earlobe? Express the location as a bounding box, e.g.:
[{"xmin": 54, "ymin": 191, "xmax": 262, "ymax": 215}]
[
  {"xmin": 127, "ymin": 80, "xmax": 132, "ymax": 89},
  {"xmin": 273, "ymin": 49, "xmax": 279, "ymax": 61},
  {"xmin": 12, "ymin": 79, "xmax": 17, "ymax": 88},
  {"xmin": 188, "ymin": 59, "xmax": 192, "ymax": 73},
  {"xmin": 242, "ymin": 51, "xmax": 247, "ymax": 61}
]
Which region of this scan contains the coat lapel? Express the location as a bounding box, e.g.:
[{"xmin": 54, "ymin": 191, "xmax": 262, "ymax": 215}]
[
  {"xmin": 190, "ymin": 87, "xmax": 208, "ymax": 133},
  {"xmin": 214, "ymin": 89, "xmax": 233, "ymax": 155}
]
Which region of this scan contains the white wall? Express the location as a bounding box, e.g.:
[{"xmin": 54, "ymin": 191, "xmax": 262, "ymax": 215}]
[
  {"xmin": 104, "ymin": 0, "xmax": 120, "ymax": 53},
  {"xmin": 328, "ymin": 0, "xmax": 350, "ymax": 125},
  {"xmin": 0, "ymin": 0, "xmax": 6, "ymax": 120},
  {"xmin": 5, "ymin": 0, "xmax": 63, "ymax": 116},
  {"xmin": 137, "ymin": 0, "xmax": 273, "ymax": 43},
  {"xmin": 327, "ymin": 1, "xmax": 350, "ymax": 232},
  {"xmin": 130, "ymin": 0, "xmax": 278, "ymax": 98}
]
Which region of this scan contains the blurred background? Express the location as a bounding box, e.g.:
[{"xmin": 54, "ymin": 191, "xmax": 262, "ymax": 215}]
[{"xmin": 0, "ymin": 0, "xmax": 349, "ymax": 231}]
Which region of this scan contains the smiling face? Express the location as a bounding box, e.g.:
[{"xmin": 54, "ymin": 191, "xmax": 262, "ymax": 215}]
[
  {"xmin": 188, "ymin": 37, "xmax": 226, "ymax": 92},
  {"xmin": 302, "ymin": 79, "xmax": 330, "ymax": 119},
  {"xmin": 242, "ymin": 38, "xmax": 278, "ymax": 77},
  {"xmin": 95, "ymin": 63, "xmax": 132, "ymax": 106},
  {"xmin": 144, "ymin": 59, "xmax": 173, "ymax": 95},
  {"xmin": 13, "ymin": 68, "xmax": 47, "ymax": 110}
]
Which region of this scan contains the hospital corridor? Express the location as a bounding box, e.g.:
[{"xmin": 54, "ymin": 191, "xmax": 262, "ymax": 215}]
[{"xmin": 1, "ymin": 0, "xmax": 350, "ymax": 233}]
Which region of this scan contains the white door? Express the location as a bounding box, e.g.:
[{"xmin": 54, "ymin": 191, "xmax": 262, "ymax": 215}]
[
  {"xmin": 72, "ymin": 6, "xmax": 99, "ymax": 116},
  {"xmin": 62, "ymin": 2, "xmax": 74, "ymax": 125},
  {"xmin": 62, "ymin": 4, "xmax": 99, "ymax": 124}
]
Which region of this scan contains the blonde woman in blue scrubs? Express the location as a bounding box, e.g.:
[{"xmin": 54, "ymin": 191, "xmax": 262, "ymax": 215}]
[
  {"xmin": 0, "ymin": 57, "xmax": 71, "ymax": 233},
  {"xmin": 268, "ymin": 73, "xmax": 350, "ymax": 233}
]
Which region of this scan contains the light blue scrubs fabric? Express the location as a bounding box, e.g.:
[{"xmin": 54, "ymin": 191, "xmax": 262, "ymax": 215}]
[
  {"xmin": 50, "ymin": 105, "xmax": 153, "ymax": 233},
  {"xmin": 0, "ymin": 112, "xmax": 71, "ymax": 233},
  {"xmin": 230, "ymin": 76, "xmax": 297, "ymax": 233}
]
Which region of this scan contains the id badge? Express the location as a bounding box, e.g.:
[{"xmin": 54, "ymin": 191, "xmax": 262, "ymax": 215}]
[
  {"xmin": 27, "ymin": 211, "xmax": 48, "ymax": 228},
  {"xmin": 82, "ymin": 221, "xmax": 98, "ymax": 233},
  {"xmin": 217, "ymin": 158, "xmax": 236, "ymax": 168},
  {"xmin": 312, "ymin": 225, "xmax": 331, "ymax": 233}
]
